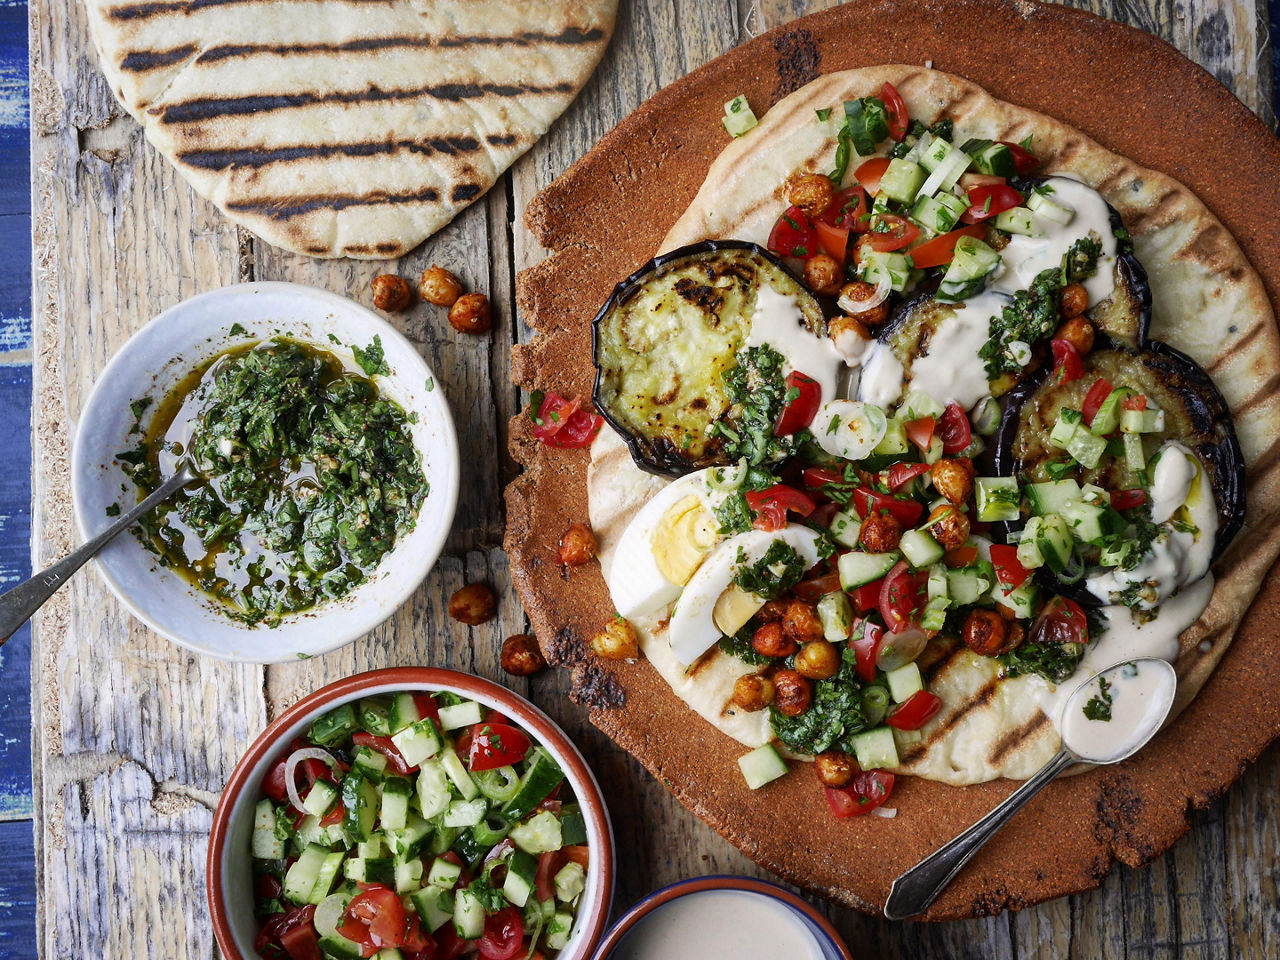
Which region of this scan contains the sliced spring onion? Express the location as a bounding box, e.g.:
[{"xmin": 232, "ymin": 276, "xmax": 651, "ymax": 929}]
[
  {"xmin": 707, "ymin": 458, "xmax": 749, "ymax": 492},
  {"xmin": 839, "ymin": 272, "xmax": 892, "ymax": 313},
  {"xmin": 917, "ymin": 146, "xmax": 972, "ymax": 198}
]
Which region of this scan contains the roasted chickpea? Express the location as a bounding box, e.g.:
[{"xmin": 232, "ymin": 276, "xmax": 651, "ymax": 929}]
[
  {"xmin": 837, "ymin": 280, "xmax": 889, "ymax": 327},
  {"xmin": 782, "ymin": 600, "xmax": 825, "ymax": 646},
  {"xmin": 772, "ymin": 669, "xmax": 813, "ymax": 717},
  {"xmin": 860, "ymin": 513, "xmax": 902, "ymax": 553},
  {"xmin": 557, "ymin": 522, "xmax": 597, "ymax": 567},
  {"xmin": 418, "ymin": 265, "xmax": 464, "ymax": 307},
  {"xmin": 828, "ymin": 315, "xmax": 872, "ymax": 358},
  {"xmin": 1053, "ymin": 315, "xmax": 1095, "ymax": 355},
  {"xmin": 731, "ymin": 674, "xmax": 776, "ymax": 712},
  {"xmin": 757, "ymin": 599, "xmax": 789, "ymax": 623},
  {"xmin": 962, "ymin": 608, "xmax": 1018, "ymax": 656},
  {"xmin": 501, "ymin": 634, "xmax": 547, "ymax": 676},
  {"xmin": 449, "ymin": 582, "xmax": 496, "ymax": 625},
  {"xmin": 795, "ymin": 639, "xmax": 841, "ymax": 680},
  {"xmin": 371, "ymin": 274, "xmax": 412, "ymax": 311},
  {"xmin": 591, "ymin": 616, "xmax": 639, "ymax": 660},
  {"xmin": 852, "ymin": 235, "xmax": 876, "ymax": 270},
  {"xmin": 448, "ymin": 292, "xmax": 492, "ymax": 335},
  {"xmin": 814, "ymin": 751, "xmax": 856, "ymax": 788},
  {"xmin": 925, "ymin": 503, "xmax": 971, "ymax": 549},
  {"xmin": 787, "ymin": 173, "xmax": 834, "ymax": 217},
  {"xmin": 751, "ymin": 621, "xmax": 798, "ymax": 659},
  {"xmin": 931, "ymin": 458, "xmax": 975, "ymax": 505},
  {"xmin": 804, "ymin": 254, "xmax": 843, "ymax": 296},
  {"xmin": 1059, "ymin": 282, "xmax": 1089, "ymax": 319}
]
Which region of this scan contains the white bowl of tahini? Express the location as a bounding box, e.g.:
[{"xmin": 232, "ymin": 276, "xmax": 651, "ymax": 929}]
[{"xmin": 71, "ymin": 282, "xmax": 460, "ymax": 662}]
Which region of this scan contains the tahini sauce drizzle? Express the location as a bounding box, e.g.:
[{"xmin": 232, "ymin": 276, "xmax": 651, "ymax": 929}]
[{"xmin": 610, "ymin": 891, "xmax": 828, "ymax": 960}]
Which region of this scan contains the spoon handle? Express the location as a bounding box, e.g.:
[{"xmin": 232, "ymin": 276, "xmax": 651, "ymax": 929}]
[
  {"xmin": 0, "ymin": 470, "xmax": 191, "ymax": 643},
  {"xmin": 883, "ymin": 746, "xmax": 1076, "ymax": 920}
]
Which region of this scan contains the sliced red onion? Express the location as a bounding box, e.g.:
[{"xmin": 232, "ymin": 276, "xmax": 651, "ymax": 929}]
[
  {"xmin": 875, "ymin": 625, "xmax": 928, "ymax": 672},
  {"xmin": 484, "ymin": 838, "xmax": 515, "ymax": 866},
  {"xmin": 283, "ymin": 747, "xmax": 341, "ymax": 813},
  {"xmin": 839, "ymin": 273, "xmax": 891, "ymax": 314},
  {"xmin": 872, "ymin": 807, "xmax": 898, "ymax": 819}
]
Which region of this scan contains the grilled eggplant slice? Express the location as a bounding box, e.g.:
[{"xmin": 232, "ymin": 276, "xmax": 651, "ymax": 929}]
[
  {"xmin": 994, "ymin": 341, "xmax": 1245, "ymax": 603},
  {"xmin": 592, "ymin": 241, "xmax": 825, "ymax": 476}
]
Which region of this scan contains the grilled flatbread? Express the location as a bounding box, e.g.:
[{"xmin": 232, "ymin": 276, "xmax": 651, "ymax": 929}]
[
  {"xmin": 588, "ymin": 66, "xmax": 1280, "ymax": 784},
  {"xmin": 85, "ymin": 0, "xmax": 617, "ymax": 258}
]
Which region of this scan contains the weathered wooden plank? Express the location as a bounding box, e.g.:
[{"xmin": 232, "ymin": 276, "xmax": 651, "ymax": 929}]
[{"xmin": 1225, "ymin": 743, "xmax": 1280, "ymax": 960}]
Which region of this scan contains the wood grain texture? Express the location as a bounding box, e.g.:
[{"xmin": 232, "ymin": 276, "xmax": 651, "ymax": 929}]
[{"xmin": 25, "ymin": 1, "xmax": 1279, "ymax": 959}]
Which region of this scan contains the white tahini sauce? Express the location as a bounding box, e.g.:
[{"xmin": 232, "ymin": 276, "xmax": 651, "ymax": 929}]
[
  {"xmin": 990, "ymin": 176, "xmax": 1118, "ymax": 307},
  {"xmin": 1150, "ymin": 442, "xmax": 1198, "ymax": 524},
  {"xmin": 1060, "ymin": 659, "xmax": 1177, "ymax": 763},
  {"xmin": 610, "ymin": 890, "xmax": 829, "ymax": 960},
  {"xmin": 907, "ymin": 289, "xmax": 1011, "ymax": 410},
  {"xmin": 745, "ymin": 284, "xmax": 845, "ymax": 406},
  {"xmin": 856, "ymin": 342, "xmax": 905, "ymax": 408}
]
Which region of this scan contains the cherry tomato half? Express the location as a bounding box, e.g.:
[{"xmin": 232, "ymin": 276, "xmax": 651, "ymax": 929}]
[
  {"xmin": 887, "ymin": 690, "xmax": 943, "ymax": 730},
  {"xmin": 855, "ymin": 157, "xmax": 891, "ymax": 195},
  {"xmin": 990, "ymin": 544, "xmax": 1029, "ymax": 589},
  {"xmin": 903, "ymin": 416, "xmax": 935, "ymax": 452},
  {"xmin": 852, "ymin": 487, "xmax": 924, "ymax": 528},
  {"xmin": 999, "ymin": 140, "xmax": 1041, "ymax": 174},
  {"xmin": 906, "ymin": 225, "xmax": 985, "ymax": 269},
  {"xmin": 746, "ymin": 484, "xmax": 817, "ymax": 532},
  {"xmin": 886, "ymin": 462, "xmax": 930, "ymax": 492},
  {"xmin": 867, "ymin": 214, "xmax": 920, "ymax": 252},
  {"xmin": 767, "ymin": 205, "xmax": 819, "ymax": 259},
  {"xmin": 793, "ymin": 569, "xmax": 843, "ymax": 602},
  {"xmin": 851, "ymin": 578, "xmax": 884, "ymax": 613},
  {"xmin": 775, "ymin": 371, "xmax": 822, "ymax": 435},
  {"xmin": 1110, "ymin": 488, "xmax": 1147, "ymax": 511},
  {"xmin": 936, "ymin": 402, "xmax": 972, "ymax": 455},
  {"xmin": 352, "ymin": 732, "xmax": 415, "ymax": 776},
  {"xmin": 477, "ymin": 907, "xmax": 525, "ymax": 960},
  {"xmin": 880, "ymin": 82, "xmax": 909, "ymax": 140},
  {"xmin": 826, "ymin": 771, "xmax": 895, "ymax": 818},
  {"xmin": 535, "ymin": 850, "xmax": 563, "ymax": 903},
  {"xmin": 1030, "ymin": 596, "xmax": 1090, "ymax": 646},
  {"xmin": 879, "ymin": 560, "xmax": 923, "ymax": 632},
  {"xmin": 469, "ymin": 723, "xmax": 533, "ymax": 772},
  {"xmin": 339, "ymin": 885, "xmax": 408, "ymax": 950},
  {"xmin": 1081, "ymin": 377, "xmax": 1113, "ymax": 426},
  {"xmin": 257, "ymin": 904, "xmax": 317, "ymax": 955},
  {"xmin": 1122, "ymin": 394, "xmax": 1148, "ymax": 411},
  {"xmin": 849, "ymin": 618, "xmax": 884, "ymax": 682},
  {"xmin": 279, "ymin": 922, "xmax": 323, "ymax": 960},
  {"xmin": 818, "ymin": 186, "xmax": 870, "ymax": 232},
  {"xmin": 1052, "ymin": 339, "xmax": 1084, "ymax": 384},
  {"xmin": 813, "ymin": 220, "xmax": 850, "ymax": 263},
  {"xmin": 961, "ymin": 184, "xmax": 1022, "ymax": 224},
  {"xmin": 530, "ymin": 391, "xmax": 602, "ymax": 449}
]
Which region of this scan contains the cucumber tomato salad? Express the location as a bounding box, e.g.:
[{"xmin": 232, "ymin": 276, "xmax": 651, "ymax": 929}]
[
  {"xmin": 597, "ymin": 83, "xmax": 1240, "ymax": 818},
  {"xmin": 250, "ymin": 692, "xmax": 589, "ymax": 960}
]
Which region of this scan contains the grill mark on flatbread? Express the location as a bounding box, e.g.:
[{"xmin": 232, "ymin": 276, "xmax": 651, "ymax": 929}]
[
  {"xmin": 119, "ymin": 27, "xmax": 607, "ymax": 72},
  {"xmin": 108, "ymin": 0, "xmax": 393, "ymax": 21},
  {"xmin": 987, "ymin": 711, "xmax": 1050, "ymax": 765},
  {"xmin": 155, "ymin": 81, "xmax": 576, "ymax": 125},
  {"xmin": 1228, "ymin": 371, "xmax": 1280, "ymax": 417},
  {"xmin": 1246, "ymin": 432, "xmax": 1280, "ymax": 479},
  {"xmin": 451, "ymin": 183, "xmax": 483, "ymax": 202},
  {"xmin": 177, "ymin": 136, "xmax": 485, "ymax": 170},
  {"xmin": 687, "ymin": 647, "xmax": 723, "ymax": 680},
  {"xmin": 898, "ymin": 677, "xmax": 1001, "ymax": 762},
  {"xmin": 226, "ymin": 187, "xmax": 441, "ymax": 221},
  {"xmin": 921, "ymin": 641, "xmax": 969, "ymax": 683},
  {"xmin": 1207, "ymin": 322, "xmax": 1265, "ymax": 373}
]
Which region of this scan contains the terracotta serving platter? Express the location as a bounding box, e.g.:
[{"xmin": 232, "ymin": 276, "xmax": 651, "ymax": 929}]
[{"xmin": 504, "ymin": 0, "xmax": 1280, "ymax": 918}]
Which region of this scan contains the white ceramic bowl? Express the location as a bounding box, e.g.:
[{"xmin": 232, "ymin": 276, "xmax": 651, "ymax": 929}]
[
  {"xmin": 208, "ymin": 668, "xmax": 615, "ymax": 960},
  {"xmin": 71, "ymin": 282, "xmax": 459, "ymax": 662}
]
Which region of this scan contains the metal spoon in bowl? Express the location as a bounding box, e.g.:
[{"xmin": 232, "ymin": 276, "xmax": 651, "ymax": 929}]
[
  {"xmin": 0, "ymin": 463, "xmax": 198, "ymax": 644},
  {"xmin": 883, "ymin": 656, "xmax": 1178, "ymax": 920}
]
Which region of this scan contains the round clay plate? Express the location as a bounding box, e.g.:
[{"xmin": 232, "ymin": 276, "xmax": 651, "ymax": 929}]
[{"xmin": 504, "ymin": 0, "xmax": 1280, "ymax": 919}]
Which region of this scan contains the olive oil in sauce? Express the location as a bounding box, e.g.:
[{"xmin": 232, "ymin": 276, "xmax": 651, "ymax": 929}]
[{"xmin": 129, "ymin": 337, "xmax": 426, "ymax": 625}]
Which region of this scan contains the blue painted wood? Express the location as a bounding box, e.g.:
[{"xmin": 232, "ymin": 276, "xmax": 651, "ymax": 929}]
[{"xmin": 0, "ymin": 819, "xmax": 35, "ymax": 959}]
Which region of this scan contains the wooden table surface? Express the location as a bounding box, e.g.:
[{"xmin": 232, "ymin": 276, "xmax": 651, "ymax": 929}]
[{"xmin": 26, "ymin": 0, "xmax": 1280, "ymax": 957}]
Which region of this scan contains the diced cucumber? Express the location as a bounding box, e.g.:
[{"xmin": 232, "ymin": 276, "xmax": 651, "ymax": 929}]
[
  {"xmin": 416, "ymin": 759, "xmax": 452, "ymax": 818},
  {"xmin": 385, "ymin": 813, "xmax": 434, "ymax": 860},
  {"xmin": 1035, "ymin": 514, "xmax": 1074, "ymax": 570},
  {"xmin": 1121, "ymin": 407, "xmax": 1165, "ymax": 434},
  {"xmin": 838, "ymin": 551, "xmax": 899, "ymax": 589},
  {"xmin": 917, "ymin": 134, "xmax": 958, "ymax": 172},
  {"xmin": 1124, "ymin": 432, "xmax": 1147, "ymax": 470},
  {"xmin": 920, "ymin": 595, "xmax": 950, "ymax": 631},
  {"xmin": 939, "ymin": 236, "xmax": 999, "ymax": 292},
  {"xmin": 918, "ymin": 146, "xmax": 971, "ymax": 197},
  {"xmin": 293, "ymin": 814, "xmax": 345, "ymax": 852},
  {"xmin": 510, "ymin": 810, "xmax": 563, "ymax": 855},
  {"xmin": 308, "ymin": 851, "xmax": 346, "ymax": 905},
  {"xmin": 427, "ymin": 855, "xmax": 464, "ymax": 889},
  {"xmin": 251, "ymin": 798, "xmax": 287, "ymax": 859},
  {"xmin": 874, "ymin": 418, "xmax": 909, "ymax": 456},
  {"xmin": 284, "ymin": 843, "xmax": 330, "ymax": 904},
  {"xmin": 722, "ymin": 95, "xmax": 758, "ymax": 137},
  {"xmin": 440, "ymin": 746, "xmax": 480, "ymax": 801},
  {"xmin": 911, "ymin": 194, "xmax": 962, "ymax": 234},
  {"xmin": 473, "ymin": 765, "xmax": 521, "ymax": 805},
  {"xmin": 1049, "ymin": 408, "xmax": 1083, "ymax": 448},
  {"xmin": 885, "ymin": 662, "xmax": 924, "ymax": 703},
  {"xmin": 351, "ymin": 746, "xmax": 389, "ymax": 782},
  {"xmin": 309, "ymin": 703, "xmax": 359, "ymax": 748},
  {"xmin": 946, "ymin": 567, "xmax": 990, "ymax": 604},
  {"xmin": 975, "ymin": 476, "xmax": 1021, "ymax": 522},
  {"xmin": 738, "ymin": 743, "xmax": 788, "ymax": 789},
  {"xmin": 829, "ymin": 509, "xmax": 862, "ymax": 549},
  {"xmin": 1062, "ymin": 500, "xmax": 1106, "ymax": 544},
  {"xmin": 301, "ymin": 779, "xmax": 339, "ymax": 819},
  {"xmin": 437, "ymin": 701, "xmax": 483, "ymax": 732},
  {"xmin": 318, "ymin": 934, "xmax": 365, "ymax": 959},
  {"xmin": 993, "ymin": 206, "xmax": 1043, "ymax": 237},
  {"xmin": 1026, "ymin": 479, "xmax": 1082, "ymax": 516},
  {"xmin": 410, "ymin": 886, "xmax": 455, "ymax": 932},
  {"xmin": 380, "ymin": 777, "xmax": 412, "ymax": 832},
  {"xmin": 560, "ymin": 808, "xmax": 588, "ymax": 846},
  {"xmin": 501, "ymin": 747, "xmax": 565, "ymax": 821},
  {"xmin": 993, "ymin": 579, "xmax": 1040, "ymax": 619},
  {"xmin": 443, "ymin": 798, "xmax": 488, "ymax": 829},
  {"xmin": 1066, "ymin": 428, "xmax": 1107, "ymax": 470},
  {"xmin": 357, "ymin": 697, "xmax": 393, "ymax": 737},
  {"xmin": 1016, "ymin": 517, "xmax": 1045, "ymax": 569},
  {"xmin": 862, "ymin": 251, "xmax": 912, "ymax": 292},
  {"xmin": 373, "ymin": 949, "xmax": 405, "ymax": 960},
  {"xmin": 899, "ymin": 388, "xmax": 946, "ymax": 420},
  {"xmin": 926, "ymin": 564, "xmax": 949, "ymax": 600},
  {"xmin": 451, "ymin": 828, "xmax": 490, "ymax": 869},
  {"xmin": 880, "ymin": 158, "xmax": 926, "ymax": 204},
  {"xmin": 390, "ymin": 717, "xmax": 443, "ymax": 768},
  {"xmin": 453, "ymin": 888, "xmax": 487, "ymax": 940},
  {"xmin": 923, "ymin": 434, "xmax": 946, "ymax": 465},
  {"xmin": 388, "ymin": 692, "xmax": 422, "ymax": 734},
  {"xmin": 503, "ymin": 849, "xmax": 539, "ymax": 908},
  {"xmin": 344, "ymin": 856, "xmax": 396, "ymax": 886},
  {"xmin": 394, "ymin": 857, "xmax": 424, "ymax": 894},
  {"xmin": 356, "ymin": 837, "xmax": 385, "ymax": 858},
  {"xmin": 1026, "ymin": 189, "xmax": 1074, "ymax": 224},
  {"xmin": 545, "ymin": 910, "xmax": 575, "ymax": 951},
  {"xmin": 816, "ymin": 591, "xmax": 853, "ymax": 641},
  {"xmin": 554, "ymin": 861, "xmax": 586, "ymax": 903},
  {"xmin": 970, "ymin": 396, "xmax": 1001, "ymax": 436},
  {"xmin": 341, "ymin": 773, "xmax": 379, "ymax": 843},
  {"xmin": 426, "ymin": 823, "xmax": 460, "ymax": 857},
  {"xmin": 962, "ymin": 139, "xmax": 1016, "ymax": 177},
  {"xmin": 851, "ymin": 727, "xmax": 900, "ymax": 770},
  {"xmin": 1088, "ymin": 386, "xmax": 1133, "ymax": 436},
  {"xmin": 898, "ymin": 528, "xmax": 942, "ymax": 568}
]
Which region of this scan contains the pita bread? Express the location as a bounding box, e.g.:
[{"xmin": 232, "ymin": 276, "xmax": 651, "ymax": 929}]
[
  {"xmin": 588, "ymin": 66, "xmax": 1280, "ymax": 784},
  {"xmin": 84, "ymin": 0, "xmax": 617, "ymax": 258}
]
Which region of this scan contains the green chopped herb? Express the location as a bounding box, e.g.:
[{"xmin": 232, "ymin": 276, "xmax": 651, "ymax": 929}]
[
  {"xmin": 816, "ymin": 107, "xmax": 832, "ymax": 122},
  {"xmin": 732, "ymin": 540, "xmax": 804, "ymax": 600},
  {"xmin": 229, "ymin": 322, "xmax": 248, "ymax": 337},
  {"xmin": 999, "ymin": 640, "xmax": 1085, "ymax": 684},
  {"xmin": 104, "ymin": 503, "xmax": 121, "ymax": 517},
  {"xmin": 1083, "ymin": 675, "xmax": 1114, "ymax": 721},
  {"xmin": 352, "ymin": 335, "xmax": 390, "ymax": 377}
]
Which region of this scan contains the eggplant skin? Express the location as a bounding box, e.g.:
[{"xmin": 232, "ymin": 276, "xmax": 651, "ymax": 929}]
[
  {"xmin": 1089, "ymin": 204, "xmax": 1152, "ymax": 350},
  {"xmin": 591, "ymin": 240, "xmax": 824, "ymax": 477},
  {"xmin": 994, "ymin": 342, "xmax": 1246, "ymax": 598}
]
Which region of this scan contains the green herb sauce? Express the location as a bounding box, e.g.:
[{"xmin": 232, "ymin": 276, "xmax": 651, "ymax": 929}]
[{"xmin": 127, "ymin": 338, "xmax": 427, "ymax": 624}]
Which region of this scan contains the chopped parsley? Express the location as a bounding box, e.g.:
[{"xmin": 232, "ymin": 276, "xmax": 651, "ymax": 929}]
[
  {"xmin": 771, "ymin": 648, "xmax": 873, "ymax": 755},
  {"xmin": 718, "ymin": 622, "xmax": 776, "ymax": 666},
  {"xmin": 712, "ymin": 345, "xmax": 799, "ymax": 466},
  {"xmin": 830, "ymin": 96, "xmax": 890, "ymax": 182},
  {"xmin": 104, "ymin": 503, "xmax": 121, "ymax": 517},
  {"xmin": 998, "ymin": 640, "xmax": 1085, "ymax": 684},
  {"xmin": 732, "ymin": 540, "xmax": 805, "ymax": 600},
  {"xmin": 1083, "ymin": 675, "xmax": 1114, "ymax": 721},
  {"xmin": 352, "ymin": 335, "xmax": 390, "ymax": 377},
  {"xmin": 229, "ymin": 322, "xmax": 248, "ymax": 337}
]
